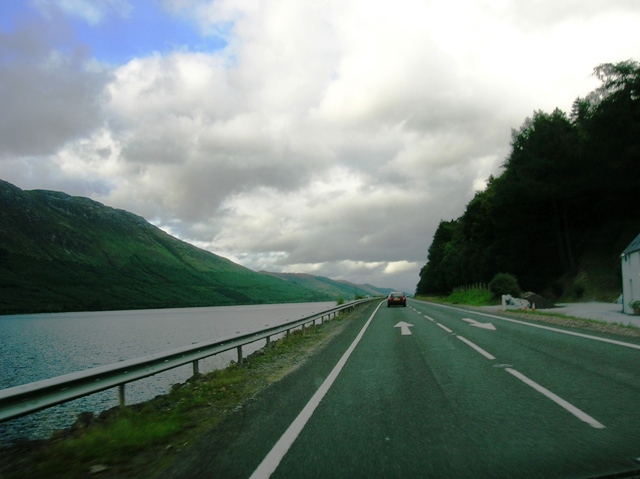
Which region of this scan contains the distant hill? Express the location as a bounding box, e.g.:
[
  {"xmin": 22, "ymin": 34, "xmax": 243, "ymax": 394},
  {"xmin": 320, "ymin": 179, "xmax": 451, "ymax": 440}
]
[
  {"xmin": 258, "ymin": 271, "xmax": 395, "ymax": 299},
  {"xmin": 0, "ymin": 180, "xmax": 388, "ymax": 315}
]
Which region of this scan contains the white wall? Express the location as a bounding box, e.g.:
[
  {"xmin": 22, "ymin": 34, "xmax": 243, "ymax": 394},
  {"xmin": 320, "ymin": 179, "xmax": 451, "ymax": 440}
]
[{"xmin": 622, "ymin": 251, "xmax": 640, "ymax": 314}]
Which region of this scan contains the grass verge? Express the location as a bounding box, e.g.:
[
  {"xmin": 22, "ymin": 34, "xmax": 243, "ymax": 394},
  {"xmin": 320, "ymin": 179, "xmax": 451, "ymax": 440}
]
[
  {"xmin": 0, "ymin": 304, "xmax": 373, "ymax": 479},
  {"xmin": 443, "ymin": 289, "xmax": 495, "ymax": 306}
]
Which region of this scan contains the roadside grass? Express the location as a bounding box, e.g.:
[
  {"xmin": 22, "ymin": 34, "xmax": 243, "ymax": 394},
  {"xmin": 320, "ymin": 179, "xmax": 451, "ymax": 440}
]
[
  {"xmin": 0, "ymin": 305, "xmax": 372, "ymax": 479},
  {"xmin": 444, "ymin": 289, "xmax": 495, "ymax": 306},
  {"xmin": 35, "ymin": 409, "xmax": 183, "ymax": 476},
  {"xmin": 414, "ymin": 290, "xmax": 497, "ymax": 306}
]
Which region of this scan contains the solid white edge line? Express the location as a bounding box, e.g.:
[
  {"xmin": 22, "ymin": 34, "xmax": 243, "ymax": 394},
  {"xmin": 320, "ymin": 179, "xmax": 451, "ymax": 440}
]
[
  {"xmin": 456, "ymin": 335, "xmax": 496, "ymax": 360},
  {"xmin": 437, "ymin": 323, "xmax": 453, "ymax": 333},
  {"xmin": 505, "ymin": 368, "xmax": 605, "ymax": 429},
  {"xmin": 248, "ymin": 301, "xmax": 384, "ymax": 479},
  {"xmin": 424, "ymin": 302, "xmax": 640, "ymax": 350}
]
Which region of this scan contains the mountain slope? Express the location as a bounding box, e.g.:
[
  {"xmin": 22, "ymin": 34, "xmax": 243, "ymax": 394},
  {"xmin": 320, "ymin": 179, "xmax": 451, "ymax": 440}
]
[
  {"xmin": 0, "ymin": 180, "xmax": 331, "ymax": 314},
  {"xmin": 258, "ymin": 272, "xmax": 395, "ymax": 299}
]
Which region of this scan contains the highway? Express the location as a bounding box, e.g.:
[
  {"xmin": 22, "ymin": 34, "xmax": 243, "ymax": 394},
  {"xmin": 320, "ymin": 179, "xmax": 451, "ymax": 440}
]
[{"xmin": 164, "ymin": 299, "xmax": 640, "ymax": 479}]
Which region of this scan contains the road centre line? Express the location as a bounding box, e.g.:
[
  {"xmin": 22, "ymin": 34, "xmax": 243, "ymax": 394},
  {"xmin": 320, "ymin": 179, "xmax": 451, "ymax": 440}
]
[
  {"xmin": 424, "ymin": 315, "xmax": 435, "ymax": 322},
  {"xmin": 457, "ymin": 336, "xmax": 496, "ymax": 360},
  {"xmin": 249, "ymin": 301, "xmax": 384, "ymax": 479},
  {"xmin": 437, "ymin": 323, "xmax": 453, "ymax": 333},
  {"xmin": 426, "ymin": 311, "xmax": 607, "ymax": 429},
  {"xmin": 505, "ymin": 368, "xmax": 606, "ymax": 429},
  {"xmin": 423, "ymin": 302, "xmax": 640, "ymax": 350}
]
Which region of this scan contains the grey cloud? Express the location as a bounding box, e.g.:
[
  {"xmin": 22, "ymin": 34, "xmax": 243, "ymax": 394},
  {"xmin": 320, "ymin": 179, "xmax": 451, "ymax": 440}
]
[
  {"xmin": 0, "ymin": 15, "xmax": 111, "ymax": 157},
  {"xmin": 3, "ymin": 0, "xmax": 639, "ymax": 295}
]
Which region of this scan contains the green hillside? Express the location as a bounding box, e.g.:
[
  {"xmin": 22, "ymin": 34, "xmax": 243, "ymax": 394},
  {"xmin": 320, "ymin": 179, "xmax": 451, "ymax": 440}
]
[{"xmin": 0, "ymin": 180, "xmax": 332, "ymax": 314}]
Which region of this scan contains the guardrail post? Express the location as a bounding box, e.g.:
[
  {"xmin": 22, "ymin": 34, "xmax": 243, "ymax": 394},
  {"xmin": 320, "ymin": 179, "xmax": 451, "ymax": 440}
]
[
  {"xmin": 118, "ymin": 384, "xmax": 125, "ymax": 408},
  {"xmin": 237, "ymin": 345, "xmax": 243, "ymax": 363},
  {"xmin": 266, "ymin": 336, "xmax": 271, "ymax": 348},
  {"xmin": 192, "ymin": 360, "xmax": 199, "ymax": 376}
]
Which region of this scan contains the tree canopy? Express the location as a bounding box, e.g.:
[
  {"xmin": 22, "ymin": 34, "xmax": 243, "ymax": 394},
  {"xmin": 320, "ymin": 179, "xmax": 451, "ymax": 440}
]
[{"xmin": 417, "ymin": 60, "xmax": 640, "ymax": 298}]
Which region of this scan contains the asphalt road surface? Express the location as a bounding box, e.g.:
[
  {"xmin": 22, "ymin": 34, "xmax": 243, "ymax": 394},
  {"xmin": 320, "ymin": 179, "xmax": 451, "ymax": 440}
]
[{"xmin": 162, "ymin": 299, "xmax": 640, "ymax": 479}]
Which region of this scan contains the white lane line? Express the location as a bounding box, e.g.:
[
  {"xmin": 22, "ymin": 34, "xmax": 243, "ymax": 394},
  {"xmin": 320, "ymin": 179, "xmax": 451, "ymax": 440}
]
[
  {"xmin": 437, "ymin": 323, "xmax": 453, "ymax": 333},
  {"xmin": 505, "ymin": 368, "xmax": 605, "ymax": 429},
  {"xmin": 424, "ymin": 315, "xmax": 435, "ymax": 322},
  {"xmin": 424, "ymin": 302, "xmax": 640, "ymax": 350},
  {"xmin": 457, "ymin": 336, "xmax": 496, "ymax": 360},
  {"xmin": 249, "ymin": 301, "xmax": 384, "ymax": 479},
  {"xmin": 482, "ymin": 314, "xmax": 640, "ymax": 350}
]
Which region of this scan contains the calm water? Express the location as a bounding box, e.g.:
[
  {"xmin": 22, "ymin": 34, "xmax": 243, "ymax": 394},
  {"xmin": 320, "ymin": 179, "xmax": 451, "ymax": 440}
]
[{"xmin": 0, "ymin": 301, "xmax": 335, "ymax": 444}]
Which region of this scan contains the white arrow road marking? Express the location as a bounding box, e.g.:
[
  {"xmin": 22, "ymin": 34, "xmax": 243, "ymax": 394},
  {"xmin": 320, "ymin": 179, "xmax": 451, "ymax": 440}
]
[
  {"xmin": 394, "ymin": 321, "xmax": 414, "ymax": 335},
  {"xmin": 462, "ymin": 317, "xmax": 496, "ymax": 330}
]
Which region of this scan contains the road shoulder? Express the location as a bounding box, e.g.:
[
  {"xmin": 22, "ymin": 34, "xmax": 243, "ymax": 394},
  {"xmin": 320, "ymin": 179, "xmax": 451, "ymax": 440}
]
[{"xmin": 155, "ymin": 301, "xmax": 381, "ymax": 479}]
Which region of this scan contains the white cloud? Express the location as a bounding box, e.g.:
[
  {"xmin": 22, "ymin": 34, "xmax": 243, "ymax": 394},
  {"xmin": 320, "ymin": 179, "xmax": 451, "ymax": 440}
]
[
  {"xmin": 2, "ymin": 0, "xmax": 640, "ymax": 293},
  {"xmin": 34, "ymin": 0, "xmax": 133, "ymax": 24}
]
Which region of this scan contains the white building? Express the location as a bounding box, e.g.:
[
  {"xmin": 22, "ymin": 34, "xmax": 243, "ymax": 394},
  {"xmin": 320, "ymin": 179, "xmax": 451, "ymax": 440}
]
[{"xmin": 621, "ymin": 232, "xmax": 640, "ymax": 314}]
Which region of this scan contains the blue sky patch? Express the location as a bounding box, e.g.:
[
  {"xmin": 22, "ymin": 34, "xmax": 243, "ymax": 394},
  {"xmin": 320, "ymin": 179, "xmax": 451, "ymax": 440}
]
[{"xmin": 1, "ymin": 1, "xmax": 228, "ymax": 64}]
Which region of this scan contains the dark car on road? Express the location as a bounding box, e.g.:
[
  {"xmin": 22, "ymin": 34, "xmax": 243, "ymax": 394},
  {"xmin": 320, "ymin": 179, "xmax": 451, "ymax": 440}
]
[{"xmin": 387, "ymin": 292, "xmax": 406, "ymax": 307}]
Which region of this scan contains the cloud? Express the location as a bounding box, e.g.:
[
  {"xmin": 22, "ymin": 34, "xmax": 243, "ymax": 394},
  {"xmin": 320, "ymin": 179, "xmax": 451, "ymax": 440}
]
[
  {"xmin": 33, "ymin": 0, "xmax": 133, "ymax": 25},
  {"xmin": 0, "ymin": 12, "xmax": 111, "ymax": 157},
  {"xmin": 2, "ymin": 0, "xmax": 640, "ymax": 293}
]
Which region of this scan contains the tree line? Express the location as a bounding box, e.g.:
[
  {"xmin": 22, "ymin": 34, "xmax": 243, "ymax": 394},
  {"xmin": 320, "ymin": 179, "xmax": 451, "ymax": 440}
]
[{"xmin": 417, "ymin": 60, "xmax": 640, "ymax": 298}]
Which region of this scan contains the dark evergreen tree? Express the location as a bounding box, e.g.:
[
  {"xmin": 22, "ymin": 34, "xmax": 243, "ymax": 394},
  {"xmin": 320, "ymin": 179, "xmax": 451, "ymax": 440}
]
[{"xmin": 417, "ymin": 60, "xmax": 640, "ymax": 297}]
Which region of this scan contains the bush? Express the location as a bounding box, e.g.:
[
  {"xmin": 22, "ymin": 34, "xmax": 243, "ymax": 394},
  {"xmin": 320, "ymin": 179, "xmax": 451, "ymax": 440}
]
[
  {"xmin": 489, "ymin": 273, "xmax": 521, "ymax": 298},
  {"xmin": 550, "ymin": 280, "xmax": 564, "ymax": 298},
  {"xmin": 570, "ymin": 280, "xmax": 586, "ymax": 299}
]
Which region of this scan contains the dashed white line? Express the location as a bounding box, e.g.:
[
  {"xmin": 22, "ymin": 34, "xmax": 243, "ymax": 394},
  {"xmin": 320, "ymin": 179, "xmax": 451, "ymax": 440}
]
[
  {"xmin": 424, "ymin": 302, "xmax": 640, "ymax": 350},
  {"xmin": 505, "ymin": 368, "xmax": 605, "ymax": 429},
  {"xmin": 457, "ymin": 335, "xmax": 496, "ymax": 360},
  {"xmin": 419, "ymin": 305, "xmax": 608, "ymax": 430},
  {"xmin": 437, "ymin": 323, "xmax": 453, "ymax": 333}
]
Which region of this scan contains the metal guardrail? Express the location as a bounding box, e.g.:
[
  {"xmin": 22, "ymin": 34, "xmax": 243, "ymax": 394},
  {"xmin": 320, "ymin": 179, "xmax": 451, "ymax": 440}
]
[{"xmin": 0, "ymin": 298, "xmax": 378, "ymax": 422}]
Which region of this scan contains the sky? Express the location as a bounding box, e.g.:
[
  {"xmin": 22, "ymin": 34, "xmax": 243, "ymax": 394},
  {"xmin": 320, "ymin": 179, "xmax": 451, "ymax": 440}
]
[{"xmin": 1, "ymin": 0, "xmax": 639, "ymax": 294}]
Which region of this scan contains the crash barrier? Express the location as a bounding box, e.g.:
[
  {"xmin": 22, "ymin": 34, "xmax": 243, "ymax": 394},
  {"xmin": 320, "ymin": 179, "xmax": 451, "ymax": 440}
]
[{"xmin": 0, "ymin": 298, "xmax": 379, "ymax": 422}]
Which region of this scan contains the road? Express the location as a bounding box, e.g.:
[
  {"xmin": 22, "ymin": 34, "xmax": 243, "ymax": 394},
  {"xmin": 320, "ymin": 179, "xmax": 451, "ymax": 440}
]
[{"xmin": 162, "ymin": 299, "xmax": 640, "ymax": 479}]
